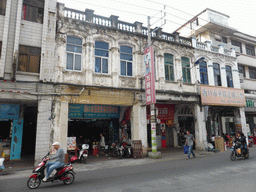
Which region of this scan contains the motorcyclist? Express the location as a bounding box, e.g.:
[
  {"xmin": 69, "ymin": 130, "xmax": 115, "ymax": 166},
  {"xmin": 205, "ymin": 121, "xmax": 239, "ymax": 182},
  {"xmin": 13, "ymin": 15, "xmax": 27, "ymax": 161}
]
[
  {"xmin": 235, "ymin": 133, "xmax": 247, "ymax": 154},
  {"xmin": 43, "ymin": 142, "xmax": 65, "ymax": 181}
]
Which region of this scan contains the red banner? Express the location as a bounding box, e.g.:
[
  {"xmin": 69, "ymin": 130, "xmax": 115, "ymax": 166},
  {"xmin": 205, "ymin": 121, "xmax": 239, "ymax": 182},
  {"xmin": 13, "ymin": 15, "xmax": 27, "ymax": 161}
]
[
  {"xmin": 147, "ymin": 104, "xmax": 175, "ymax": 120},
  {"xmin": 144, "ymin": 46, "xmax": 156, "ymax": 105}
]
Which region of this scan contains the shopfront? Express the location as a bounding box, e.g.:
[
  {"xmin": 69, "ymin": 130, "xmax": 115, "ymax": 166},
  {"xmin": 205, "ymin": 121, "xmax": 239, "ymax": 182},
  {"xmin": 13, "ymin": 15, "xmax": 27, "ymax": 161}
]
[
  {"xmin": 245, "ymin": 99, "xmax": 256, "ymax": 134},
  {"xmin": 200, "ymin": 85, "xmax": 246, "ymax": 141},
  {"xmin": 68, "ymin": 104, "xmax": 121, "ymax": 150},
  {"xmin": 0, "ymin": 104, "xmax": 23, "ymax": 160},
  {"xmin": 147, "ymin": 104, "xmax": 175, "ymax": 148}
]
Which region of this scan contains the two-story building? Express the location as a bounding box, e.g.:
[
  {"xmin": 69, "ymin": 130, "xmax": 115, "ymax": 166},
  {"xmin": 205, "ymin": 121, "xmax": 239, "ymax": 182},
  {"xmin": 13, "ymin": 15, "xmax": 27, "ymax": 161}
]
[
  {"xmin": 0, "ymin": 0, "xmax": 57, "ymax": 164},
  {"xmin": 53, "ymin": 3, "xmax": 215, "ymax": 154},
  {"xmin": 176, "ymin": 8, "xmax": 247, "ymax": 139}
]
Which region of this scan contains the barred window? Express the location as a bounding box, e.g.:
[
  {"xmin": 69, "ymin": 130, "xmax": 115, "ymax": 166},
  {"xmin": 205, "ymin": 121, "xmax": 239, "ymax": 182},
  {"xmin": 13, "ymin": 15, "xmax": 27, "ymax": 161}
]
[
  {"xmin": 249, "ymin": 67, "xmax": 256, "ymax": 79},
  {"xmin": 66, "ymin": 36, "xmax": 82, "ymax": 71}
]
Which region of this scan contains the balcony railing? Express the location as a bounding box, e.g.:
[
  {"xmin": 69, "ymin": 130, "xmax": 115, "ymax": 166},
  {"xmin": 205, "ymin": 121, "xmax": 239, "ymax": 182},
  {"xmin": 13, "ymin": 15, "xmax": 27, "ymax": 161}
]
[{"xmin": 63, "ymin": 7, "xmax": 192, "ymax": 47}]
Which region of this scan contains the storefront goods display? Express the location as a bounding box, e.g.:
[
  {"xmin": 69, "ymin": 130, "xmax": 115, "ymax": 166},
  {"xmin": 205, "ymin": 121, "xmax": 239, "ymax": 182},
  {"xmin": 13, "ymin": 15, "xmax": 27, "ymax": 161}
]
[
  {"xmin": 132, "ymin": 140, "xmax": 143, "ymax": 158},
  {"xmin": 67, "ymin": 137, "xmax": 76, "ymax": 150}
]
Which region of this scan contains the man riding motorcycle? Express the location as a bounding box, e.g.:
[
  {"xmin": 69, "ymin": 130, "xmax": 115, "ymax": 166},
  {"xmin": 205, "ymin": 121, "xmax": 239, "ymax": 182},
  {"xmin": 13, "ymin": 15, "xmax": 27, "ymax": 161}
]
[
  {"xmin": 43, "ymin": 142, "xmax": 65, "ymax": 181},
  {"xmin": 236, "ymin": 133, "xmax": 247, "ymax": 154}
]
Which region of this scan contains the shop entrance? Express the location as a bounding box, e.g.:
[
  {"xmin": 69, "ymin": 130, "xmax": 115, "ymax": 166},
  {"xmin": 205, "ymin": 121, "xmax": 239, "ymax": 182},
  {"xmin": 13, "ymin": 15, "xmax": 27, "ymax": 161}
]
[
  {"xmin": 68, "ymin": 118, "xmax": 119, "ymax": 151},
  {"xmin": 21, "ymin": 106, "xmax": 37, "ymax": 156}
]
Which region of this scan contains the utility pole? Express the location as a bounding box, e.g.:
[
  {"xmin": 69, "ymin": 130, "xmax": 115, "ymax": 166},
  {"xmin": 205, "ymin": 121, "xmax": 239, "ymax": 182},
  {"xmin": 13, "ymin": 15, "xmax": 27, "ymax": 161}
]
[{"xmin": 146, "ymin": 6, "xmax": 166, "ymax": 158}]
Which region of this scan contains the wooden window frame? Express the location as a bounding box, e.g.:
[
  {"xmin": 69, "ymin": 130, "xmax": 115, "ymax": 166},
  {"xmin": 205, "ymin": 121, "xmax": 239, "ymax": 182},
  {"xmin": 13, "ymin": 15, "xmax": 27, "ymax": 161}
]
[
  {"xmin": 22, "ymin": 0, "xmax": 44, "ymax": 24},
  {"xmin": 18, "ymin": 45, "xmax": 41, "ymax": 73}
]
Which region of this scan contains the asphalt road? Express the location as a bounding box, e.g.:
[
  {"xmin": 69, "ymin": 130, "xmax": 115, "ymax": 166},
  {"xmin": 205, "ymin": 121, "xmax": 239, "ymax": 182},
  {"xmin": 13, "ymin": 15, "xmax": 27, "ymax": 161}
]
[{"xmin": 1, "ymin": 148, "xmax": 256, "ymax": 192}]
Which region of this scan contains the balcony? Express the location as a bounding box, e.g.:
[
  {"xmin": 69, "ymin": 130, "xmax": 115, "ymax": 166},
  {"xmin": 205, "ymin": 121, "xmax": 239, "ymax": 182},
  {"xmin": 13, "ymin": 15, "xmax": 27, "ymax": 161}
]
[
  {"xmin": 63, "ymin": 6, "xmax": 192, "ymax": 47},
  {"xmin": 192, "ymin": 38, "xmax": 236, "ymax": 57}
]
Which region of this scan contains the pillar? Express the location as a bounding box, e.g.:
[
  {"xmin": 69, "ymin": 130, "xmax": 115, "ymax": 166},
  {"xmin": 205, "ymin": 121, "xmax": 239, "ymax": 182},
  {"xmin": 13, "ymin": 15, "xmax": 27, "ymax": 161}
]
[
  {"xmin": 131, "ymin": 102, "xmax": 147, "ymax": 155},
  {"xmin": 194, "ymin": 104, "xmax": 207, "ymax": 150},
  {"xmin": 34, "ymin": 97, "xmax": 52, "ymax": 165},
  {"xmin": 234, "ymin": 107, "xmax": 247, "ymax": 134},
  {"xmin": 52, "ymin": 101, "xmax": 69, "ymax": 154}
]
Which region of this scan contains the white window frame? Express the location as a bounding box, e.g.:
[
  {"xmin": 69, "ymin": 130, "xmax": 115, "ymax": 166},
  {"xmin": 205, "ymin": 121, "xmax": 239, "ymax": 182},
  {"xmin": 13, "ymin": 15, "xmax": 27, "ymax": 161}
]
[
  {"xmin": 120, "ymin": 46, "xmax": 133, "ymax": 77},
  {"xmin": 66, "ymin": 36, "xmax": 82, "ymax": 72},
  {"xmin": 95, "ymin": 41, "xmax": 109, "ymax": 74}
]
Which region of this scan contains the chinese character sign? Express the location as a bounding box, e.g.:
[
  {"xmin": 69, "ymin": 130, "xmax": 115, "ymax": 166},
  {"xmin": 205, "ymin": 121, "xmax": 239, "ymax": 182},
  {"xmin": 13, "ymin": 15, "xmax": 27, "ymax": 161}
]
[
  {"xmin": 200, "ymin": 85, "xmax": 246, "ymax": 107},
  {"xmin": 144, "ymin": 46, "xmax": 156, "ymax": 105}
]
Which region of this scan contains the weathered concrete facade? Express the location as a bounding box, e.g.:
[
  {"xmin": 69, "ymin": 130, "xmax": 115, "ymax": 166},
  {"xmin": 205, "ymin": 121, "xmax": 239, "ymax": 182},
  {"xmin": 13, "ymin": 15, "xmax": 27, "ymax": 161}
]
[
  {"xmin": 0, "ymin": 0, "xmax": 57, "ymax": 164},
  {"xmin": 53, "ymin": 3, "xmax": 209, "ymax": 154}
]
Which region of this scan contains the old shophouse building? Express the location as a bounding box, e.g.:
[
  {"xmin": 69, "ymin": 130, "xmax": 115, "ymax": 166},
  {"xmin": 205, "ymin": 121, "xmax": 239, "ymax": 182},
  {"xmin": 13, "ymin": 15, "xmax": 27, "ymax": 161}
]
[
  {"xmin": 54, "ymin": 2, "xmax": 207, "ymax": 155},
  {"xmin": 176, "ymin": 9, "xmax": 247, "ymax": 142},
  {"xmin": 0, "ymin": 0, "xmax": 57, "ymax": 163}
]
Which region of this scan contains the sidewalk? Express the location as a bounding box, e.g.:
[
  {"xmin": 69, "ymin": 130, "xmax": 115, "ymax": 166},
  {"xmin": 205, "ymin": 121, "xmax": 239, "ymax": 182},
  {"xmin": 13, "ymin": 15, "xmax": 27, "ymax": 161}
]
[{"xmin": 0, "ymin": 148, "xmax": 218, "ymax": 179}]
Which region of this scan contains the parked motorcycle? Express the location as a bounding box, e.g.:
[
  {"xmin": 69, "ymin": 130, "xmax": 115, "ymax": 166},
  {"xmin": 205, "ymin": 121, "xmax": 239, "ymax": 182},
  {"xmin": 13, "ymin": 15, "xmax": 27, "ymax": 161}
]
[
  {"xmin": 230, "ymin": 141, "xmax": 249, "ymax": 161},
  {"xmin": 78, "ymin": 144, "xmax": 89, "ymax": 164},
  {"xmin": 123, "ymin": 143, "xmax": 132, "ymax": 158},
  {"xmin": 27, "ymin": 152, "xmax": 77, "ymax": 189}
]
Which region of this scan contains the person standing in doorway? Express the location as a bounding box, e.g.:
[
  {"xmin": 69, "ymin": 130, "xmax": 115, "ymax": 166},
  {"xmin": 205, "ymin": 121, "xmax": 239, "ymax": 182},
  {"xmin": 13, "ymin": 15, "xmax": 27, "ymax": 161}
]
[
  {"xmin": 185, "ymin": 131, "xmax": 196, "ymax": 160},
  {"xmin": 98, "ymin": 133, "xmax": 105, "ymax": 156}
]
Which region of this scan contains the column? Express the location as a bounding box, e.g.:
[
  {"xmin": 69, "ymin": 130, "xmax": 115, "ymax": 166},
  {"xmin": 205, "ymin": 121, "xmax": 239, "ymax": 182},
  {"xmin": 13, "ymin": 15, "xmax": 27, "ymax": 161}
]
[
  {"xmin": 131, "ymin": 102, "xmax": 147, "ymax": 155},
  {"xmin": 52, "ymin": 101, "xmax": 69, "ymax": 154},
  {"xmin": 232, "ymin": 61, "xmax": 240, "ymax": 89},
  {"xmin": 110, "ymin": 47, "xmax": 119, "ymax": 87},
  {"xmin": 234, "ymin": 107, "xmax": 247, "ymax": 134},
  {"xmin": 85, "ymin": 42, "xmax": 94, "ymax": 85},
  {"xmin": 207, "ymin": 59, "xmax": 214, "ymax": 86},
  {"xmin": 34, "ymin": 97, "xmax": 52, "ymax": 165},
  {"xmin": 194, "ymin": 104, "xmax": 207, "ymax": 150}
]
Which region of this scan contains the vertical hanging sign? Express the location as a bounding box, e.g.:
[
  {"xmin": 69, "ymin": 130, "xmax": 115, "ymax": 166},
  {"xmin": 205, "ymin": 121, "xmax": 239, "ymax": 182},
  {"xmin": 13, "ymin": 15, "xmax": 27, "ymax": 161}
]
[{"xmin": 144, "ymin": 46, "xmax": 156, "ymax": 105}]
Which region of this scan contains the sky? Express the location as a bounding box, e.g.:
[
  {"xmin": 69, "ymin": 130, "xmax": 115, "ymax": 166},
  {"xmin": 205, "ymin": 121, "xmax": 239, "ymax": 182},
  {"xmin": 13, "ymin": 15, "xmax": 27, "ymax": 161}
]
[{"xmin": 58, "ymin": 0, "xmax": 256, "ymax": 37}]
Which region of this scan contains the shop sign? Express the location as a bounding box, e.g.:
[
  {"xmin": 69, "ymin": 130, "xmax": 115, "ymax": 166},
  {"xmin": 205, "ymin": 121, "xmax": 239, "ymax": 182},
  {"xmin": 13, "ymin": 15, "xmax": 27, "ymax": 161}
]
[
  {"xmin": 69, "ymin": 104, "xmax": 120, "ymax": 119},
  {"xmin": 147, "ymin": 104, "xmax": 175, "ymax": 120},
  {"xmin": 144, "ymin": 46, "xmax": 156, "ymax": 105},
  {"xmin": 0, "ymin": 104, "xmax": 20, "ymax": 120},
  {"xmin": 246, "ymin": 100, "xmax": 256, "ymax": 108},
  {"xmin": 200, "ymin": 85, "xmax": 246, "ymax": 107}
]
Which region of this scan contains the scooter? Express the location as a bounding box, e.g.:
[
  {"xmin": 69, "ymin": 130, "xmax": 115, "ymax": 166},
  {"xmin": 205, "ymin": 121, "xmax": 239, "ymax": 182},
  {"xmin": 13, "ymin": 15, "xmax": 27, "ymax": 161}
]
[
  {"xmin": 230, "ymin": 141, "xmax": 249, "ymax": 161},
  {"xmin": 123, "ymin": 143, "xmax": 132, "ymax": 158},
  {"xmin": 78, "ymin": 144, "xmax": 89, "ymax": 164},
  {"xmin": 27, "ymin": 152, "xmax": 77, "ymax": 189}
]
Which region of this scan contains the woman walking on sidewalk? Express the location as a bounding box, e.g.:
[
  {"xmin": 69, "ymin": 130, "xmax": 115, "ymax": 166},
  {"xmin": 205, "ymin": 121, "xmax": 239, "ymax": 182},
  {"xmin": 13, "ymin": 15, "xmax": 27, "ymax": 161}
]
[{"xmin": 185, "ymin": 131, "xmax": 196, "ymax": 160}]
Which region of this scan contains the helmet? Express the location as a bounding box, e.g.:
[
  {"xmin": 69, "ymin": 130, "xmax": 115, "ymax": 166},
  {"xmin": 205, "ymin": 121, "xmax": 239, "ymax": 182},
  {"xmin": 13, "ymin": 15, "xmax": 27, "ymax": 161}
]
[{"xmin": 70, "ymin": 156, "xmax": 78, "ymax": 163}]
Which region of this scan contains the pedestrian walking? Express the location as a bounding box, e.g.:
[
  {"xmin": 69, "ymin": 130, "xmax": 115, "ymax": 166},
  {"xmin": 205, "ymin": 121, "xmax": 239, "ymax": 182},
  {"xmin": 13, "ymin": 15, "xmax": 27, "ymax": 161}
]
[{"xmin": 185, "ymin": 131, "xmax": 196, "ymax": 160}]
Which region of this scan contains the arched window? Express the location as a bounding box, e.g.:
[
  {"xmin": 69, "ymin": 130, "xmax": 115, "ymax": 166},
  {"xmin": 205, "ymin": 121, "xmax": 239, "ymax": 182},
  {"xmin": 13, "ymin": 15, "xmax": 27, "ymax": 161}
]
[
  {"xmin": 66, "ymin": 36, "xmax": 82, "ymax": 71},
  {"xmin": 95, "ymin": 41, "xmax": 109, "ymax": 74},
  {"xmin": 182, "ymin": 57, "xmax": 191, "ymax": 83},
  {"xmin": 199, "ymin": 61, "xmax": 208, "ymax": 84},
  {"xmin": 164, "ymin": 53, "xmax": 174, "ymax": 81},
  {"xmin": 226, "ymin": 65, "xmax": 233, "ymax": 87},
  {"xmin": 213, "ymin": 63, "xmax": 221, "ymax": 86},
  {"xmin": 120, "ymin": 46, "xmax": 132, "ymax": 76}
]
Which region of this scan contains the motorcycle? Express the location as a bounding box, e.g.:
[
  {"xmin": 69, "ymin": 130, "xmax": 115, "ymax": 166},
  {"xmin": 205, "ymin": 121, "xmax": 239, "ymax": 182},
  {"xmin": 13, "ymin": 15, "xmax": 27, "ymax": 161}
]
[
  {"xmin": 123, "ymin": 143, "xmax": 132, "ymax": 158},
  {"xmin": 27, "ymin": 152, "xmax": 77, "ymax": 189},
  {"xmin": 230, "ymin": 141, "xmax": 249, "ymax": 161},
  {"xmin": 78, "ymin": 144, "xmax": 89, "ymax": 164}
]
